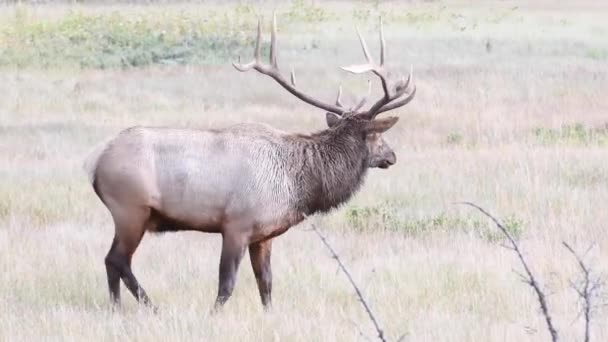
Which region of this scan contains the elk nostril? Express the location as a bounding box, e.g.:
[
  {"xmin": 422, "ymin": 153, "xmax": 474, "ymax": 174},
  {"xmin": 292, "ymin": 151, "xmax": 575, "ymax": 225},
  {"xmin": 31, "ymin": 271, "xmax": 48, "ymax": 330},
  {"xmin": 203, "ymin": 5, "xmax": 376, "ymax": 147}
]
[{"xmin": 387, "ymin": 152, "xmax": 396, "ymax": 165}]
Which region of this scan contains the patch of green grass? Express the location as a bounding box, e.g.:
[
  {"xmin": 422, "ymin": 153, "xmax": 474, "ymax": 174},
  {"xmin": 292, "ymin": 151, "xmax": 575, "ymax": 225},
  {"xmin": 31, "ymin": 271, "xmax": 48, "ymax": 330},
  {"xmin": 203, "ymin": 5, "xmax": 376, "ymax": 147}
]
[
  {"xmin": 486, "ymin": 6, "xmax": 519, "ymax": 24},
  {"xmin": 351, "ymin": 3, "xmax": 449, "ymax": 27},
  {"xmin": 232, "ymin": 3, "xmax": 260, "ymax": 18},
  {"xmin": 0, "ymin": 8, "xmax": 256, "ymax": 69},
  {"xmin": 534, "ymin": 123, "xmax": 608, "ymax": 146},
  {"xmin": 586, "ymin": 48, "xmax": 608, "ymax": 60},
  {"xmin": 0, "ymin": 196, "xmax": 10, "ymax": 220},
  {"xmin": 481, "ymin": 214, "xmax": 525, "ymax": 243},
  {"xmin": 285, "ymin": 0, "xmax": 334, "ymax": 23},
  {"xmin": 380, "ymin": 7, "xmax": 446, "ymax": 26},
  {"xmin": 0, "ymin": 3, "xmax": 340, "ymax": 69},
  {"xmin": 446, "ymin": 132, "xmax": 464, "ymax": 146},
  {"xmin": 344, "ymin": 201, "xmax": 524, "ymax": 242},
  {"xmin": 352, "ymin": 7, "xmax": 374, "ymax": 23}
]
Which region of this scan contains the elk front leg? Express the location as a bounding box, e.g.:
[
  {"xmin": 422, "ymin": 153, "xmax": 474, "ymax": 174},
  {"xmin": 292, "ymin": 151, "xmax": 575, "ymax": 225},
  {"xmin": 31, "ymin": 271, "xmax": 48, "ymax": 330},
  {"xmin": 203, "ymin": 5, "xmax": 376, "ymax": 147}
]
[
  {"xmin": 214, "ymin": 233, "xmax": 247, "ymax": 309},
  {"xmin": 249, "ymin": 239, "xmax": 273, "ymax": 309}
]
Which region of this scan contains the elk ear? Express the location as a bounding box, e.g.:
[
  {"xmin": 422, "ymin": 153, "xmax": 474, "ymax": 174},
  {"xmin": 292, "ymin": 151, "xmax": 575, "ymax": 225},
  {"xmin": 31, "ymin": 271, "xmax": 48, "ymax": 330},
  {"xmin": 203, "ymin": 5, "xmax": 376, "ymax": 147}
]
[
  {"xmin": 364, "ymin": 116, "xmax": 399, "ymax": 134},
  {"xmin": 326, "ymin": 112, "xmax": 342, "ymax": 127}
]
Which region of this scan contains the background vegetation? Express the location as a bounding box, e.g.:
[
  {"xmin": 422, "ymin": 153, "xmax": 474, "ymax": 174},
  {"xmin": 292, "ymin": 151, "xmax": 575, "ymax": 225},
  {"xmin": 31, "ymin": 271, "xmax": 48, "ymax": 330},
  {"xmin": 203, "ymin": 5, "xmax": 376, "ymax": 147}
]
[{"xmin": 0, "ymin": 0, "xmax": 607, "ymax": 341}]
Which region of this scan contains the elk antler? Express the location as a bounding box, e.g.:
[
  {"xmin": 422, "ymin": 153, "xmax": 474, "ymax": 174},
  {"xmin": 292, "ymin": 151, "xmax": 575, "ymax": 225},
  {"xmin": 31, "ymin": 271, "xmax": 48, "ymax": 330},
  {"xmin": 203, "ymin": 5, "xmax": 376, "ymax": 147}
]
[
  {"xmin": 233, "ymin": 14, "xmax": 415, "ymax": 120},
  {"xmin": 233, "ymin": 14, "xmax": 349, "ymax": 115},
  {"xmin": 341, "ymin": 17, "xmax": 416, "ymax": 120}
]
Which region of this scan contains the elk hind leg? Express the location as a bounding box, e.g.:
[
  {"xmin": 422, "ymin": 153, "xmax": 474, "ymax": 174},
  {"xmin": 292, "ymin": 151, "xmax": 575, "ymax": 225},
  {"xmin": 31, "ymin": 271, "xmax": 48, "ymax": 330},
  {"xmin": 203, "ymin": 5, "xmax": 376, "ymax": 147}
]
[
  {"xmin": 249, "ymin": 239, "xmax": 273, "ymax": 309},
  {"xmin": 105, "ymin": 207, "xmax": 154, "ymax": 308},
  {"xmin": 105, "ymin": 237, "xmax": 122, "ymax": 305}
]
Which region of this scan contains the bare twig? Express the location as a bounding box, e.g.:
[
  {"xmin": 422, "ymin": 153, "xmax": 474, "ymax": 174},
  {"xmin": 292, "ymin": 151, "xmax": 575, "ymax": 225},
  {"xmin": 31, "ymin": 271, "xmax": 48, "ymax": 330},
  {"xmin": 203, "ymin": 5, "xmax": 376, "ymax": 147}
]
[
  {"xmin": 348, "ymin": 319, "xmax": 374, "ymax": 342},
  {"xmin": 458, "ymin": 202, "xmax": 559, "ymax": 342},
  {"xmin": 563, "ymin": 241, "xmax": 605, "ymax": 342},
  {"xmin": 396, "ymin": 333, "xmax": 408, "ymax": 342},
  {"xmin": 311, "ymin": 224, "xmax": 387, "ymax": 342}
]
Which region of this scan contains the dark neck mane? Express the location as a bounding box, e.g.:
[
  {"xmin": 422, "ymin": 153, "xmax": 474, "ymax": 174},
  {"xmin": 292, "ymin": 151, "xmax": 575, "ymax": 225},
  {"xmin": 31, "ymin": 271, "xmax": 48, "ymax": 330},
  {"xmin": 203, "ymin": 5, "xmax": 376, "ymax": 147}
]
[{"xmin": 290, "ymin": 125, "xmax": 369, "ymax": 215}]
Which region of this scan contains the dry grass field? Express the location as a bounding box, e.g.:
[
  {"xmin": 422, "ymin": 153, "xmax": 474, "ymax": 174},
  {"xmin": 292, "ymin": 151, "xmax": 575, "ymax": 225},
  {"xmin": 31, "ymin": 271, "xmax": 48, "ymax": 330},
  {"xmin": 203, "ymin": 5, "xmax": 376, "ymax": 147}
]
[{"xmin": 1, "ymin": 1, "xmax": 607, "ymax": 341}]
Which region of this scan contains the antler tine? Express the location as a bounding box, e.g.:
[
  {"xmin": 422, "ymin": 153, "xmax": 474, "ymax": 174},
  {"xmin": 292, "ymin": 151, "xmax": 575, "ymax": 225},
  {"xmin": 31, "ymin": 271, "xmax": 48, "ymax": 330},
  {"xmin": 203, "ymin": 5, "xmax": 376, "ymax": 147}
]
[
  {"xmin": 341, "ymin": 28, "xmax": 381, "ymax": 76},
  {"xmin": 394, "ymin": 66, "xmax": 412, "ymax": 93},
  {"xmin": 404, "ymin": 65, "xmax": 413, "ymax": 90},
  {"xmin": 356, "ymin": 27, "xmax": 373, "ymax": 64},
  {"xmin": 377, "ymin": 84, "xmax": 416, "ymax": 115},
  {"xmin": 232, "ymin": 55, "xmax": 253, "ymax": 72},
  {"xmin": 335, "ymin": 85, "xmax": 344, "ymax": 107},
  {"xmin": 376, "ymin": 67, "xmax": 416, "ymax": 115},
  {"xmin": 341, "ymin": 22, "xmax": 389, "ymax": 108},
  {"xmin": 290, "ymin": 66, "xmax": 296, "ymax": 87},
  {"xmin": 232, "ymin": 18, "xmax": 263, "ymax": 72},
  {"xmin": 255, "ymin": 18, "xmax": 262, "ymax": 62},
  {"xmin": 350, "ymin": 19, "xmax": 415, "ymax": 119},
  {"xmin": 341, "ymin": 22, "xmax": 387, "ymax": 79},
  {"xmin": 362, "ymin": 63, "xmax": 415, "ymax": 119},
  {"xmin": 379, "ymin": 17, "xmax": 385, "ymax": 66},
  {"xmin": 270, "ymin": 12, "xmax": 278, "ymax": 68}
]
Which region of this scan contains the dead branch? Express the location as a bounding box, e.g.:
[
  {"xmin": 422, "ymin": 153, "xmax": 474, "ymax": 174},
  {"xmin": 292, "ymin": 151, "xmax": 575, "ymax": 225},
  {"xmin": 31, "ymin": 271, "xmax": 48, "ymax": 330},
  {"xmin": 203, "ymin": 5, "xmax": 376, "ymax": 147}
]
[
  {"xmin": 563, "ymin": 241, "xmax": 605, "ymax": 342},
  {"xmin": 311, "ymin": 224, "xmax": 387, "ymax": 342},
  {"xmin": 458, "ymin": 202, "xmax": 559, "ymax": 342}
]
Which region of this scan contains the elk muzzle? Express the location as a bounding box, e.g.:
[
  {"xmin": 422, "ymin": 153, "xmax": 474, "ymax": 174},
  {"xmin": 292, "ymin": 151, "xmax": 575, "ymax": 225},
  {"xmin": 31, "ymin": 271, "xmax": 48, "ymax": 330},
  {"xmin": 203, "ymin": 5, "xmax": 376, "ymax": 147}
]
[{"xmin": 377, "ymin": 151, "xmax": 396, "ymax": 169}]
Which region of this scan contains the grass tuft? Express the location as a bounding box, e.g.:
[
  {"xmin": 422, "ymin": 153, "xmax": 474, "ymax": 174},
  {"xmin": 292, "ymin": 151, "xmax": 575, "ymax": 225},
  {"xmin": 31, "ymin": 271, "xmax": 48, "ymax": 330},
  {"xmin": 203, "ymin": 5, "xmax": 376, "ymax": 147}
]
[
  {"xmin": 345, "ymin": 201, "xmax": 524, "ymax": 242},
  {"xmin": 534, "ymin": 123, "xmax": 608, "ymax": 146}
]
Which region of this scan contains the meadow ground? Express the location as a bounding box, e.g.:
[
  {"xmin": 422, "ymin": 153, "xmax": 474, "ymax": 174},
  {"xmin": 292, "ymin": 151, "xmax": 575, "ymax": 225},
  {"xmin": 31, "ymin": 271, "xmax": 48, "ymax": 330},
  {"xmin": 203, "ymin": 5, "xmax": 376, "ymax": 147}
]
[{"xmin": 0, "ymin": 1, "xmax": 607, "ymax": 341}]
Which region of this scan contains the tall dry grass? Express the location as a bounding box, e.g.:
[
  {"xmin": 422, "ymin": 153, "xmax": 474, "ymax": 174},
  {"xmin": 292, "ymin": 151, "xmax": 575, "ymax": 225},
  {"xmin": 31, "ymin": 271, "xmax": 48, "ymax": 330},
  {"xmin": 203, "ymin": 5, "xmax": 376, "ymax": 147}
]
[{"xmin": 1, "ymin": 1, "xmax": 607, "ymax": 341}]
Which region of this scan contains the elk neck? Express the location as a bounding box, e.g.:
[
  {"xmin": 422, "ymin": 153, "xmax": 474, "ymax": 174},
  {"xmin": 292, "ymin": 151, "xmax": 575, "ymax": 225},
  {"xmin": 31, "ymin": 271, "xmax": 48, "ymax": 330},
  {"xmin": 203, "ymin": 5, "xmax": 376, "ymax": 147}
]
[{"xmin": 289, "ymin": 124, "xmax": 369, "ymax": 216}]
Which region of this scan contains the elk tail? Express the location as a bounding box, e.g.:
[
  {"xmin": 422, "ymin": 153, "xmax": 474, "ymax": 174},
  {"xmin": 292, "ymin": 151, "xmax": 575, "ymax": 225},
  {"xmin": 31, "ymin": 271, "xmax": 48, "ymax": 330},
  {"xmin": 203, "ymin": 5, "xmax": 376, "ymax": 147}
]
[{"xmin": 83, "ymin": 137, "xmax": 112, "ymax": 184}]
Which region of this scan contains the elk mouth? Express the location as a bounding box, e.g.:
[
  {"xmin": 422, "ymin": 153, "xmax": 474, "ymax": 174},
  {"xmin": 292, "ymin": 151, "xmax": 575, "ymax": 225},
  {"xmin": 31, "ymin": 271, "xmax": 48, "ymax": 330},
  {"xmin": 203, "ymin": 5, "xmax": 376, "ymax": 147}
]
[{"xmin": 378, "ymin": 160, "xmax": 394, "ymax": 169}]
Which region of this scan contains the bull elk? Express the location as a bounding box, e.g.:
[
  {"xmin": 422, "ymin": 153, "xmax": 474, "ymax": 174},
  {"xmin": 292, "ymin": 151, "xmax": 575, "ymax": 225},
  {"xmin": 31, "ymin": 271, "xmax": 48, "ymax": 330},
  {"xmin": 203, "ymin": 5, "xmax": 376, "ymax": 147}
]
[{"xmin": 85, "ymin": 15, "xmax": 416, "ymax": 310}]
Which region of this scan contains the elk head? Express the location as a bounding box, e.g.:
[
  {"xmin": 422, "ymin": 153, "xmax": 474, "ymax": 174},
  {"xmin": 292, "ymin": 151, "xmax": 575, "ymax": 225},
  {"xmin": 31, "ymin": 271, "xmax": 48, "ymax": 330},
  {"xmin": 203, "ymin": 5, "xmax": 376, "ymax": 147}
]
[{"xmin": 233, "ymin": 14, "xmax": 416, "ymax": 170}]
